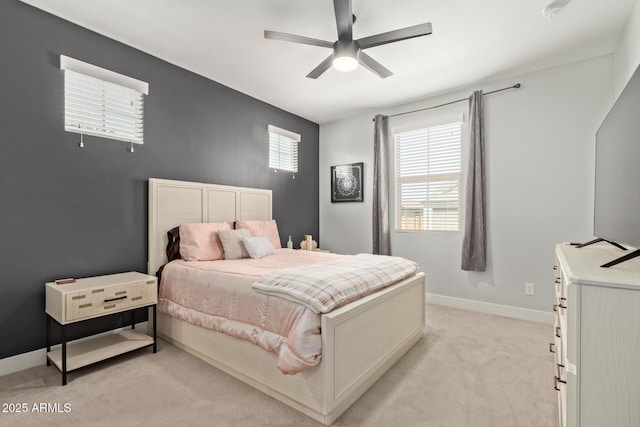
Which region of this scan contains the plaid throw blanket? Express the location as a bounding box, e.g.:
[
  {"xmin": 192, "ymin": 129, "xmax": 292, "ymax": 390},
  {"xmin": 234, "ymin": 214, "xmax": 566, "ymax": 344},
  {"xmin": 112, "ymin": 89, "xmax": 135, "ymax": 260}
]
[{"xmin": 252, "ymin": 254, "xmax": 419, "ymax": 314}]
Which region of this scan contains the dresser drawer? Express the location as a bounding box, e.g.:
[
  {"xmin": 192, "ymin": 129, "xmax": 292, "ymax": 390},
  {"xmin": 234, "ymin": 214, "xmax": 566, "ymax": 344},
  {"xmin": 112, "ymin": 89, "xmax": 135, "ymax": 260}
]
[{"xmin": 553, "ymin": 315, "xmax": 563, "ymax": 362}]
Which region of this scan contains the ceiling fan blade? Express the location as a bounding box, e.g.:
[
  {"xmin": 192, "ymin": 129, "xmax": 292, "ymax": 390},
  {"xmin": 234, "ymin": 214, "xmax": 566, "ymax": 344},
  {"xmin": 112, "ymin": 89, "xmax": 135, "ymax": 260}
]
[
  {"xmin": 358, "ymin": 52, "xmax": 393, "ymax": 79},
  {"xmin": 333, "ymin": 0, "xmax": 353, "ymax": 41},
  {"xmin": 306, "ymin": 55, "xmax": 334, "ymax": 79},
  {"xmin": 264, "ymin": 30, "xmax": 333, "ymax": 48},
  {"xmin": 357, "ymin": 23, "xmax": 433, "ymax": 49}
]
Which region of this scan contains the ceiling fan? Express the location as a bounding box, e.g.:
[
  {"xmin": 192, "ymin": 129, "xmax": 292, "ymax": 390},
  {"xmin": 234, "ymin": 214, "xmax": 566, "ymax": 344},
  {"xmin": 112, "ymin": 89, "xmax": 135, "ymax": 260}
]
[{"xmin": 264, "ymin": 0, "xmax": 433, "ymax": 79}]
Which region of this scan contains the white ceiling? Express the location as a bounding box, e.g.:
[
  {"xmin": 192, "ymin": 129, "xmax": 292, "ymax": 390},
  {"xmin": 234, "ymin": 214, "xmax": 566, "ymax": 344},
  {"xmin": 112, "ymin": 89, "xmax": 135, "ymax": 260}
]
[{"xmin": 21, "ymin": 0, "xmax": 637, "ymax": 124}]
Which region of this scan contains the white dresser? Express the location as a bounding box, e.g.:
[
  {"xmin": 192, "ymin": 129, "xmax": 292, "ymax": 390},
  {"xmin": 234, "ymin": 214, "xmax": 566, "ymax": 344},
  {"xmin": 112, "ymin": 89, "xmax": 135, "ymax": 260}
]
[{"xmin": 552, "ymin": 243, "xmax": 640, "ymax": 427}]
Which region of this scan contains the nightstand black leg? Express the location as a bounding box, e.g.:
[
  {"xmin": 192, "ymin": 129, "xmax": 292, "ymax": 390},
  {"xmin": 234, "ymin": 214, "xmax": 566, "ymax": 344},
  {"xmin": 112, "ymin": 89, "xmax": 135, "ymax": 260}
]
[
  {"xmin": 46, "ymin": 315, "xmax": 51, "ymax": 366},
  {"xmin": 61, "ymin": 324, "xmax": 67, "ymax": 386},
  {"xmin": 131, "ymin": 310, "xmax": 135, "ymax": 330},
  {"xmin": 152, "ymin": 305, "xmax": 157, "ymax": 353}
]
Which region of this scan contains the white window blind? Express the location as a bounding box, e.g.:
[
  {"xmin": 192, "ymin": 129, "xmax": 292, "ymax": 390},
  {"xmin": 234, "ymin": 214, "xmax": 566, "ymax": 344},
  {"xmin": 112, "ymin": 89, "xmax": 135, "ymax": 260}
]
[
  {"xmin": 268, "ymin": 125, "xmax": 299, "ymax": 173},
  {"xmin": 60, "ymin": 55, "xmax": 149, "ymax": 145},
  {"xmin": 394, "ymin": 119, "xmax": 462, "ymax": 232}
]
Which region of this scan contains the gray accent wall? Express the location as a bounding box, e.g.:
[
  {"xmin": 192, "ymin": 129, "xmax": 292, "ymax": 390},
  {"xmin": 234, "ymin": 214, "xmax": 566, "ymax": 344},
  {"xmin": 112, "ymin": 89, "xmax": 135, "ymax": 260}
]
[{"xmin": 0, "ymin": 1, "xmax": 319, "ymax": 359}]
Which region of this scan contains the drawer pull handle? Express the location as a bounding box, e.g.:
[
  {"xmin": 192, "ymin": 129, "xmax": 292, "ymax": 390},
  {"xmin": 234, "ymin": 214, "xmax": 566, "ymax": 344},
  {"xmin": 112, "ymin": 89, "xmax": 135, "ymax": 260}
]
[
  {"xmin": 79, "ymin": 303, "xmax": 92, "ymax": 309},
  {"xmin": 71, "ymin": 295, "xmax": 86, "ymax": 300},
  {"xmin": 92, "ymin": 289, "xmax": 105, "ymax": 294},
  {"xmin": 555, "ymin": 327, "xmax": 561, "ymax": 338},
  {"xmin": 103, "ymin": 304, "xmax": 116, "ymax": 310},
  {"xmin": 132, "ymin": 296, "xmax": 142, "ymax": 302},
  {"xmin": 115, "ymin": 291, "xmax": 127, "ymax": 296},
  {"xmin": 104, "ymin": 295, "xmax": 127, "ymax": 303},
  {"xmin": 549, "ymin": 343, "xmax": 556, "ymax": 353},
  {"xmin": 146, "ymin": 280, "xmax": 155, "ymax": 285}
]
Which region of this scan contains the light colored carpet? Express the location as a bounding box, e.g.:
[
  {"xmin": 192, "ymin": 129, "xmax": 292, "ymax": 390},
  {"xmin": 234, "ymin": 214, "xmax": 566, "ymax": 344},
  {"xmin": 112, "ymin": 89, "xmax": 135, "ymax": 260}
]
[{"xmin": 0, "ymin": 304, "xmax": 557, "ymax": 426}]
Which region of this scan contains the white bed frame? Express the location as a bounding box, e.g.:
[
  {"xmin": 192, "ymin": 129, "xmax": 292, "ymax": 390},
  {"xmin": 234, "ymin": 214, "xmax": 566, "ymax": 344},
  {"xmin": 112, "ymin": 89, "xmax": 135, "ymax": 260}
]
[{"xmin": 147, "ymin": 178, "xmax": 425, "ymax": 425}]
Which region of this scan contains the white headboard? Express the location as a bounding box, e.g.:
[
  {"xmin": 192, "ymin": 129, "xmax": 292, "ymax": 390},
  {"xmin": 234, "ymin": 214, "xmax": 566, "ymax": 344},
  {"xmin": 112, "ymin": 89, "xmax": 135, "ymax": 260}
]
[{"xmin": 148, "ymin": 178, "xmax": 272, "ymax": 275}]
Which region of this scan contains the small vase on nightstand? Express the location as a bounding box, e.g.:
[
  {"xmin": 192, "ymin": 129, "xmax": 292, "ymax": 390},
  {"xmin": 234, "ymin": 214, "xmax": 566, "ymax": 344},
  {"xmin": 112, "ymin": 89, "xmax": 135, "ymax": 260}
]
[{"xmin": 287, "ymin": 235, "xmax": 293, "ymax": 249}]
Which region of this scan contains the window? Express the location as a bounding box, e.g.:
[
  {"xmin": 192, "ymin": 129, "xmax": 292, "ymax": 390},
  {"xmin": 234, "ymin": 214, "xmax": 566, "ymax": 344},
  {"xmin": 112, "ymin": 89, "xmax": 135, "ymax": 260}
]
[
  {"xmin": 60, "ymin": 55, "xmax": 149, "ymax": 146},
  {"xmin": 394, "ymin": 118, "xmax": 462, "ymax": 232},
  {"xmin": 268, "ymin": 125, "xmax": 299, "ymax": 173}
]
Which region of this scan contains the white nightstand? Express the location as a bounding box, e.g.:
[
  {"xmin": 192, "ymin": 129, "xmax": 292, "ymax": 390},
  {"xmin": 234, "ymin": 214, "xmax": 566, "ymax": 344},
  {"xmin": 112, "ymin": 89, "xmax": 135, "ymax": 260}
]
[{"xmin": 45, "ymin": 272, "xmax": 157, "ymax": 385}]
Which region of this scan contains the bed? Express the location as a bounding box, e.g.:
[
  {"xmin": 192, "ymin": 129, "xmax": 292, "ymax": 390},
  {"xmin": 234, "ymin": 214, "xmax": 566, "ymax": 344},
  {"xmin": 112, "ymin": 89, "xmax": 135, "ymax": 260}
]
[{"xmin": 147, "ymin": 178, "xmax": 426, "ymax": 425}]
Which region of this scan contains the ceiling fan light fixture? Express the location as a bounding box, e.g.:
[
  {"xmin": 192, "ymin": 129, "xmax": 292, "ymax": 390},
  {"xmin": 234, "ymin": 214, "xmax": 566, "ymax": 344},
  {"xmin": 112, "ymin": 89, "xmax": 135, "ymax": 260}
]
[{"xmin": 333, "ymin": 55, "xmax": 358, "ymax": 72}]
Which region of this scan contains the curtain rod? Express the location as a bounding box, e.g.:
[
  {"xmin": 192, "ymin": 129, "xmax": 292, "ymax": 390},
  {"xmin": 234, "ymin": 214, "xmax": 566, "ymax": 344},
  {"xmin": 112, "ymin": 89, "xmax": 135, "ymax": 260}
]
[{"xmin": 372, "ymin": 83, "xmax": 521, "ymax": 121}]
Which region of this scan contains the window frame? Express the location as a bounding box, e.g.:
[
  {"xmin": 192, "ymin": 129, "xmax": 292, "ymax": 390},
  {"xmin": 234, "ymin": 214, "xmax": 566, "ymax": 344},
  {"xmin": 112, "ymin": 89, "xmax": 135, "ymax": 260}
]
[
  {"xmin": 268, "ymin": 125, "xmax": 300, "ymax": 173},
  {"xmin": 392, "ymin": 114, "xmax": 464, "ymax": 233},
  {"xmin": 60, "ymin": 55, "xmax": 149, "ymax": 145}
]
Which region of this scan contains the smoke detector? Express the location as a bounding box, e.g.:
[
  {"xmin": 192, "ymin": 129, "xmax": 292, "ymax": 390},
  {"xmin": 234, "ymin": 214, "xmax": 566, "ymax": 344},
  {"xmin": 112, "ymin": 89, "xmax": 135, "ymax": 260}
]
[{"xmin": 542, "ymin": 0, "xmax": 572, "ymax": 18}]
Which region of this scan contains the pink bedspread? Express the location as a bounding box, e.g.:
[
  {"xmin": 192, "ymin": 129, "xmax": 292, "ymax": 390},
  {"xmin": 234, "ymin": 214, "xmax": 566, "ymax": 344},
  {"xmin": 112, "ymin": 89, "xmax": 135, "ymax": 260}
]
[{"xmin": 158, "ymin": 249, "xmax": 342, "ymax": 374}]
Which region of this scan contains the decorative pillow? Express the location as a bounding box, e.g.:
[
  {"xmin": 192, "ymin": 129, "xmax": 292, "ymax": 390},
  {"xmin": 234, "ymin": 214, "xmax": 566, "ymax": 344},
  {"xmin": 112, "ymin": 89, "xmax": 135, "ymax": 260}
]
[
  {"xmin": 241, "ymin": 236, "xmax": 277, "ymax": 259},
  {"xmin": 217, "ymin": 228, "xmax": 251, "ymax": 260},
  {"xmin": 235, "ymin": 220, "xmax": 282, "ymax": 249},
  {"xmin": 179, "ymin": 222, "xmax": 233, "ymax": 261}
]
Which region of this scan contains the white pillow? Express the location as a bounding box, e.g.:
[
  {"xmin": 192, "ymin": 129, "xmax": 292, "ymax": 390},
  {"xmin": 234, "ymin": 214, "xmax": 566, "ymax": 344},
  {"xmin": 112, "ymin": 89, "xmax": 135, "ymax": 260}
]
[
  {"xmin": 241, "ymin": 236, "xmax": 277, "ymax": 259},
  {"xmin": 235, "ymin": 220, "xmax": 282, "ymax": 249}
]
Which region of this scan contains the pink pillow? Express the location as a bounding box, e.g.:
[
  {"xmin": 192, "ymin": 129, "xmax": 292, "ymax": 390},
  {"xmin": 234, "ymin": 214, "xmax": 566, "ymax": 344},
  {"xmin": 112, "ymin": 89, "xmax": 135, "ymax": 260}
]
[
  {"xmin": 235, "ymin": 220, "xmax": 282, "ymax": 249},
  {"xmin": 179, "ymin": 222, "xmax": 234, "ymax": 261}
]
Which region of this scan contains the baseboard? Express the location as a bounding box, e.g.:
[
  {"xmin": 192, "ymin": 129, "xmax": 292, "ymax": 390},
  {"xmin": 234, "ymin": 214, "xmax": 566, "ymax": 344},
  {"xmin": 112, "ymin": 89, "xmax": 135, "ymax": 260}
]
[
  {"xmin": 0, "ymin": 321, "xmax": 149, "ymax": 378},
  {"xmin": 426, "ymin": 293, "xmax": 554, "ymax": 324}
]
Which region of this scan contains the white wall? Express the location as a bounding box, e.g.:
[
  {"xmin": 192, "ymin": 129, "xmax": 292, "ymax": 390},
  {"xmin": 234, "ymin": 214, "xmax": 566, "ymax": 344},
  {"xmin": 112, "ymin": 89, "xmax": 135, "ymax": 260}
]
[
  {"xmin": 614, "ymin": 0, "xmax": 640, "ymax": 96},
  {"xmin": 319, "ymin": 55, "xmax": 614, "ymax": 313}
]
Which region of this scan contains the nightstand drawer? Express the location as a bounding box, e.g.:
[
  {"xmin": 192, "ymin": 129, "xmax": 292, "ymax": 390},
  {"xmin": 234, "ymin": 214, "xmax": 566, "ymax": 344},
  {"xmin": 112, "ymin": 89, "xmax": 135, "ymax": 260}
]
[
  {"xmin": 95, "ymin": 284, "xmax": 130, "ymax": 315},
  {"xmin": 48, "ymin": 272, "xmax": 157, "ymax": 325},
  {"xmin": 67, "ymin": 292, "xmax": 96, "ymax": 321},
  {"xmin": 128, "ymin": 279, "xmax": 157, "ymax": 307},
  {"xmin": 66, "ymin": 287, "xmax": 129, "ymax": 320}
]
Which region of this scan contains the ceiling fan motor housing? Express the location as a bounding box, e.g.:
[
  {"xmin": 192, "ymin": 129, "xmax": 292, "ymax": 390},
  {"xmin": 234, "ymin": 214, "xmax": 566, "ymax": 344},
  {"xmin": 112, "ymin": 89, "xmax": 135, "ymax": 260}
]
[{"xmin": 333, "ymin": 40, "xmax": 360, "ymax": 60}]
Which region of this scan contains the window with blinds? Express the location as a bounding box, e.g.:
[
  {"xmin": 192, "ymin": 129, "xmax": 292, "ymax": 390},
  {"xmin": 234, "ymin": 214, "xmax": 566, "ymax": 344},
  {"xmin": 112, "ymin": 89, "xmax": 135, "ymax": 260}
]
[
  {"xmin": 268, "ymin": 125, "xmax": 299, "ymax": 173},
  {"xmin": 60, "ymin": 55, "xmax": 149, "ymax": 145},
  {"xmin": 394, "ymin": 119, "xmax": 462, "ymax": 232}
]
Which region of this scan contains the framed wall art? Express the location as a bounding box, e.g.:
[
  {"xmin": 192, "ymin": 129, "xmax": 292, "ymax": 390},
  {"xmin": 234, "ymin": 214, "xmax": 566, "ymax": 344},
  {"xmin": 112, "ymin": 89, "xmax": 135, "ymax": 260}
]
[{"xmin": 331, "ymin": 162, "xmax": 364, "ymax": 202}]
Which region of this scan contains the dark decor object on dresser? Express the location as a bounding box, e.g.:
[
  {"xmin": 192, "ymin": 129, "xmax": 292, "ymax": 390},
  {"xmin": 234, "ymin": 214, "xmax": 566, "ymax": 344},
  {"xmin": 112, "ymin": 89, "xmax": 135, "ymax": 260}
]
[{"xmin": 331, "ymin": 162, "xmax": 363, "ymax": 202}]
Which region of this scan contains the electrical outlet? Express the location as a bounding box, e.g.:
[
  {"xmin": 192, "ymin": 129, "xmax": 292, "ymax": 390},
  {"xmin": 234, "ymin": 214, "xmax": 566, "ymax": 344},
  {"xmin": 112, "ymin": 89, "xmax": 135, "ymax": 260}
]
[{"xmin": 525, "ymin": 283, "xmax": 535, "ymax": 296}]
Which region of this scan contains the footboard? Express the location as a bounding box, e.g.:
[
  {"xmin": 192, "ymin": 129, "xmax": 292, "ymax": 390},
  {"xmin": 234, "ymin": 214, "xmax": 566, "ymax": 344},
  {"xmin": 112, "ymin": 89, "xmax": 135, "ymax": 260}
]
[
  {"xmin": 320, "ymin": 271, "xmax": 425, "ymax": 423},
  {"xmin": 155, "ymin": 272, "xmax": 425, "ymax": 425}
]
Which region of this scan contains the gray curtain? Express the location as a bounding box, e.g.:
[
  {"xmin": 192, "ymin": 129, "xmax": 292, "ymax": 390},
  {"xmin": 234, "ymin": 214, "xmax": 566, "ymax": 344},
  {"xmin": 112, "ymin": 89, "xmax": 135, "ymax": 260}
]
[
  {"xmin": 373, "ymin": 114, "xmax": 390, "ymax": 255},
  {"xmin": 461, "ymin": 90, "xmax": 486, "ymax": 271}
]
